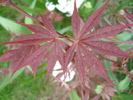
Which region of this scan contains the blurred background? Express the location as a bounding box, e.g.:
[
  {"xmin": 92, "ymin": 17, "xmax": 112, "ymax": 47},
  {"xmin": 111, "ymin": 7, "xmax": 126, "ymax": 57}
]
[{"xmin": 0, "ymin": 0, "xmax": 133, "ymax": 100}]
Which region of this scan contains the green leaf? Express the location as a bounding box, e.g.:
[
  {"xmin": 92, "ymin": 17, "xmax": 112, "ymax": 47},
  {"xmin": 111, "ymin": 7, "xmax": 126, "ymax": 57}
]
[
  {"xmin": 95, "ymin": 85, "xmax": 103, "ymax": 94},
  {"xmin": 57, "ymin": 26, "xmax": 72, "ymax": 34},
  {"xmin": 21, "ymin": 0, "xmax": 33, "ymax": 5},
  {"xmin": 103, "ymin": 0, "xmax": 131, "ymax": 17},
  {"xmin": 36, "ymin": 1, "xmax": 46, "ymax": 9},
  {"xmin": 24, "ymin": 0, "xmax": 37, "ymax": 24},
  {"xmin": 69, "ymin": 89, "xmax": 81, "ymax": 100},
  {"xmin": 116, "ymin": 32, "xmax": 133, "ymax": 41},
  {"xmin": 118, "ymin": 70, "xmax": 133, "ymax": 91},
  {"xmin": 112, "ymin": 97, "xmax": 121, "ymax": 100},
  {"xmin": 0, "ymin": 16, "xmax": 31, "ymax": 34},
  {"xmin": 18, "ymin": 5, "xmax": 42, "ymax": 14},
  {"xmin": 0, "ymin": 67, "xmax": 25, "ymax": 90},
  {"xmin": 113, "ymin": 93, "xmax": 133, "ymax": 100},
  {"xmin": 48, "ymin": 0, "xmax": 58, "ymax": 4},
  {"xmin": 20, "ymin": 70, "xmax": 47, "ymax": 86},
  {"xmin": 104, "ymin": 60, "xmax": 119, "ymax": 86},
  {"xmin": 117, "ymin": 44, "xmax": 133, "ymax": 51},
  {"xmin": 84, "ymin": 1, "xmax": 92, "ymax": 8},
  {"xmin": 119, "ymin": 93, "xmax": 133, "ymax": 100}
]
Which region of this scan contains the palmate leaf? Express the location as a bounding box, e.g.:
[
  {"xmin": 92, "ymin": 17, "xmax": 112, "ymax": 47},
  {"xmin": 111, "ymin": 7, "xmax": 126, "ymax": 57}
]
[
  {"xmin": 81, "ymin": 24, "xmax": 133, "ymax": 41},
  {"xmin": 75, "ymin": 44, "xmax": 86, "ymax": 82},
  {"xmin": 29, "ymin": 60, "xmax": 40, "ymax": 77},
  {"xmin": 56, "ymin": 40, "xmax": 69, "ymax": 71},
  {"xmin": 79, "ymin": 0, "xmax": 110, "ymax": 38},
  {"xmin": 65, "ymin": 43, "xmax": 76, "ymax": 67},
  {"xmin": 115, "ymin": 9, "xmax": 133, "ymax": 32},
  {"xmin": 0, "ymin": 0, "xmax": 133, "ymax": 99},
  {"xmin": 92, "ymin": 93, "xmax": 102, "ymax": 100},
  {"xmin": 39, "ymin": 14, "xmax": 57, "ymax": 34},
  {"xmin": 44, "ymin": 40, "xmax": 69, "ymax": 80},
  {"xmin": 0, "ymin": 49, "xmax": 19, "ymax": 62},
  {"xmin": 16, "ymin": 39, "xmax": 68, "ymax": 79},
  {"xmin": 80, "ymin": 44, "xmax": 113, "ymax": 84},
  {"xmin": 123, "ymin": 9, "xmax": 133, "ymax": 22},
  {"xmin": 10, "ymin": 45, "xmax": 39, "ymax": 76},
  {"xmin": 16, "ymin": 22, "xmax": 52, "ymax": 35},
  {"xmin": 3, "ymin": 22, "xmax": 55, "ymax": 45},
  {"xmin": 82, "ymin": 41, "xmax": 131, "ymax": 57},
  {"xmin": 3, "ymin": 34, "xmax": 53, "ymax": 45},
  {"xmin": 2, "ymin": 13, "xmax": 58, "ymax": 45},
  {"xmin": 0, "ymin": 14, "xmax": 68, "ymax": 78},
  {"xmin": 71, "ymin": 1, "xmax": 81, "ymax": 39},
  {"xmin": 65, "ymin": 0, "xmax": 133, "ymax": 85},
  {"xmin": 46, "ymin": 42, "xmax": 57, "ymax": 80},
  {"xmin": 65, "ymin": 42, "xmax": 113, "ymax": 84},
  {"xmin": 0, "ymin": 45, "xmax": 40, "ymax": 76}
]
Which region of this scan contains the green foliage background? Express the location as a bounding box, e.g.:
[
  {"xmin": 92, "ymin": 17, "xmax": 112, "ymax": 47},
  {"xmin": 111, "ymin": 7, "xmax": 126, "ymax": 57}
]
[{"xmin": 0, "ymin": 0, "xmax": 133, "ymax": 100}]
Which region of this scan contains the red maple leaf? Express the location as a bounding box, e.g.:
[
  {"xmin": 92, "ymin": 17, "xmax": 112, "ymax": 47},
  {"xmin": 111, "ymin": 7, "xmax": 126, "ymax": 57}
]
[
  {"xmin": 65, "ymin": 0, "xmax": 132, "ymax": 84},
  {"xmin": 92, "ymin": 83, "xmax": 118, "ymax": 100},
  {"xmin": 0, "ymin": 14, "xmax": 69, "ymax": 78},
  {"xmin": 0, "ymin": 0, "xmax": 133, "ymax": 93},
  {"xmin": 0, "ymin": 45, "xmax": 40, "ymax": 77},
  {"xmin": 115, "ymin": 9, "xmax": 133, "ymax": 32},
  {"xmin": 113, "ymin": 9, "xmax": 133, "ymax": 81}
]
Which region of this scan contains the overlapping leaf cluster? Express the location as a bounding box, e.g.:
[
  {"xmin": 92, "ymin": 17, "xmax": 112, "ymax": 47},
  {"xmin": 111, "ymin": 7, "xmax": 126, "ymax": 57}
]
[{"xmin": 0, "ymin": 0, "xmax": 133, "ymax": 99}]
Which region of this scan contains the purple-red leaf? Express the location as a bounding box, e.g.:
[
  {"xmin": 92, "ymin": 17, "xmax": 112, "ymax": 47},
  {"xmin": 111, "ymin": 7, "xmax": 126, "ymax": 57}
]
[
  {"xmin": 80, "ymin": 0, "xmax": 110, "ymax": 37},
  {"xmin": 16, "ymin": 22, "xmax": 52, "ymax": 36},
  {"xmin": 1, "ymin": 1, "xmax": 132, "ymax": 99},
  {"xmin": 56, "ymin": 40, "xmax": 68, "ymax": 72},
  {"xmin": 80, "ymin": 18, "xmax": 85, "ymax": 30},
  {"xmin": 80, "ymin": 44, "xmax": 113, "ymax": 84},
  {"xmin": 81, "ymin": 24, "xmax": 133, "ymax": 41},
  {"xmin": 23, "ymin": 41, "xmax": 53, "ymax": 67},
  {"xmin": 45, "ymin": 43, "xmax": 57, "ymax": 80},
  {"xmin": 0, "ymin": 49, "xmax": 19, "ymax": 62},
  {"xmin": 10, "ymin": 45, "xmax": 39, "ymax": 75},
  {"xmin": 118, "ymin": 40, "xmax": 133, "ymax": 45},
  {"xmin": 45, "ymin": 39, "xmax": 68, "ymax": 80},
  {"xmin": 75, "ymin": 44, "xmax": 86, "ymax": 82},
  {"xmin": 65, "ymin": 43, "xmax": 77, "ymax": 68},
  {"xmin": 39, "ymin": 14, "xmax": 57, "ymax": 35},
  {"xmin": 92, "ymin": 94, "xmax": 101, "ymax": 100},
  {"xmin": 3, "ymin": 34, "xmax": 53, "ymax": 45},
  {"xmin": 30, "ymin": 61, "xmax": 40, "ymax": 77},
  {"xmin": 72, "ymin": 0, "xmax": 81, "ymax": 39},
  {"xmin": 124, "ymin": 9, "xmax": 133, "ymax": 22},
  {"xmin": 83, "ymin": 41, "xmax": 130, "ymax": 57}
]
